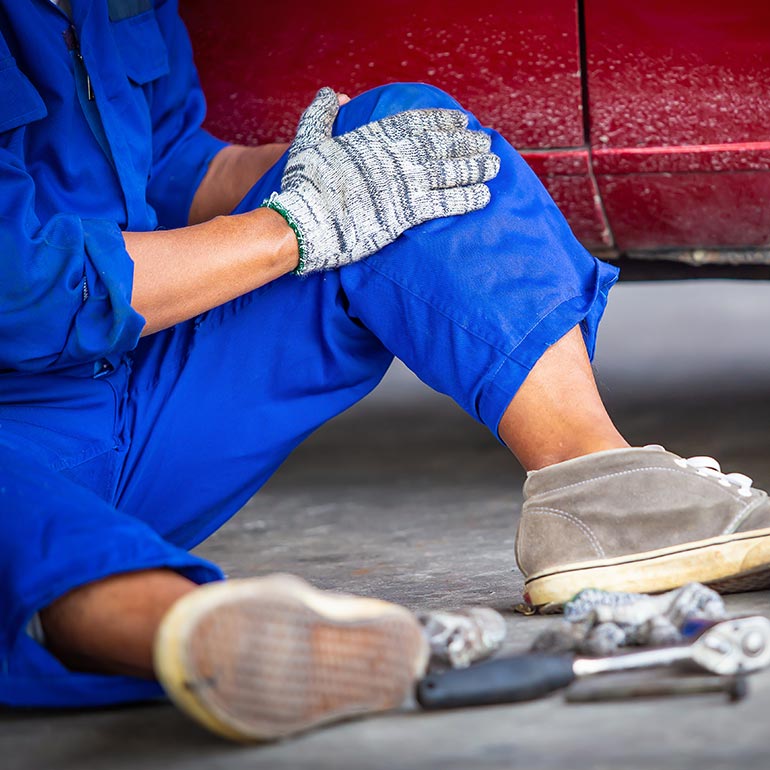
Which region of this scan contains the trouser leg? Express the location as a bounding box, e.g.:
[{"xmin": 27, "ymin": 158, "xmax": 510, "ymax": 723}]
[
  {"xmin": 330, "ymin": 83, "xmax": 618, "ymax": 432},
  {"xmin": 115, "ymin": 82, "xmax": 617, "ymax": 547},
  {"xmin": 0, "ymin": 82, "xmax": 615, "ymax": 708},
  {"xmin": 0, "ymin": 436, "xmax": 222, "ymax": 707}
]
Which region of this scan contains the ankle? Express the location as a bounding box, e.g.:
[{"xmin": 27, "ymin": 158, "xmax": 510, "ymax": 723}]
[
  {"xmin": 40, "ymin": 569, "xmax": 196, "ymax": 678},
  {"xmin": 517, "ymin": 435, "xmax": 630, "ymax": 472}
]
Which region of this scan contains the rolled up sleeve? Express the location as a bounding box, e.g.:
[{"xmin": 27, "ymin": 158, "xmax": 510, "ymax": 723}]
[{"xmin": 0, "ymin": 153, "xmax": 145, "ymax": 372}]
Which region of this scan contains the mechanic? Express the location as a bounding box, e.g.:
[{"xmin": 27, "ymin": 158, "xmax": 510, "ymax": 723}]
[{"xmin": 2, "ymin": 0, "xmax": 769, "ymax": 742}]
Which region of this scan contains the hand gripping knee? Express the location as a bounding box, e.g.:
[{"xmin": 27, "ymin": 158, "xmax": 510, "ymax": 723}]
[{"xmin": 263, "ymin": 87, "xmax": 500, "ymax": 275}]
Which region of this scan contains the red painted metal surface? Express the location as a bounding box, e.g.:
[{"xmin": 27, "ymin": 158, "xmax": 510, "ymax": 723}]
[
  {"xmin": 585, "ymin": 0, "xmax": 770, "ymax": 150},
  {"xmin": 601, "ymin": 172, "xmax": 770, "ymax": 250},
  {"xmin": 591, "ymin": 142, "xmax": 770, "ymax": 177},
  {"xmin": 181, "ymin": 0, "xmax": 584, "ymax": 149},
  {"xmin": 584, "ymin": 0, "xmax": 770, "ymax": 250},
  {"xmin": 181, "ymin": 0, "xmax": 612, "ymax": 248},
  {"xmin": 522, "ymin": 150, "xmax": 609, "ymax": 247},
  {"xmin": 182, "ymin": 0, "xmax": 770, "ymax": 255}
]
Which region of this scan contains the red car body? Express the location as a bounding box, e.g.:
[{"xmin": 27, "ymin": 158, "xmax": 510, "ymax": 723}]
[{"xmin": 182, "ymin": 0, "xmax": 770, "ymax": 275}]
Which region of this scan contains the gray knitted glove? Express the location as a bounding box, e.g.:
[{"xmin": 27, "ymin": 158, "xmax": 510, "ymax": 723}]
[{"xmin": 264, "ymin": 87, "xmax": 500, "ymax": 274}]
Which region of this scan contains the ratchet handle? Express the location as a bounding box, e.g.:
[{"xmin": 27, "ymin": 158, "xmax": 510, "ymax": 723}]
[{"xmin": 416, "ymin": 654, "xmax": 576, "ymax": 710}]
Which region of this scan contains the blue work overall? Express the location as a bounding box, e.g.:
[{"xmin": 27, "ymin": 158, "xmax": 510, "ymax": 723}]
[{"xmin": 0, "ymin": 0, "xmax": 618, "ymax": 706}]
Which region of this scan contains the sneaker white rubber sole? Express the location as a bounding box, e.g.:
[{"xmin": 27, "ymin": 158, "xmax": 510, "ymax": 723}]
[
  {"xmin": 153, "ymin": 574, "xmax": 429, "ymax": 742},
  {"xmin": 524, "ymin": 527, "xmax": 770, "ymax": 607}
]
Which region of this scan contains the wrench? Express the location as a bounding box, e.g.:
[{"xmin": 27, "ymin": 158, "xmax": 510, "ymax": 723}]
[{"xmin": 416, "ymin": 615, "xmax": 770, "ymax": 710}]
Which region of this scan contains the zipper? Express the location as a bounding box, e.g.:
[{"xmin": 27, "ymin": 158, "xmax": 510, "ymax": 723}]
[
  {"xmin": 63, "ymin": 25, "xmax": 94, "ymax": 101},
  {"xmin": 60, "ymin": 13, "xmax": 119, "ymax": 173},
  {"xmin": 48, "ymin": 0, "xmax": 93, "ymax": 101},
  {"xmin": 46, "ymin": 0, "xmax": 74, "ymax": 23}
]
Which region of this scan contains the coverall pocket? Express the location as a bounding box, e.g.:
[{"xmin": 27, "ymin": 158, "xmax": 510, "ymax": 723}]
[
  {"xmin": 110, "ymin": 10, "xmax": 170, "ymax": 85},
  {"xmin": 0, "ymin": 418, "xmax": 117, "ymax": 474},
  {"xmin": 0, "ymin": 418, "xmax": 121, "ymax": 503},
  {"xmin": 0, "ymin": 55, "xmax": 47, "ymax": 133}
]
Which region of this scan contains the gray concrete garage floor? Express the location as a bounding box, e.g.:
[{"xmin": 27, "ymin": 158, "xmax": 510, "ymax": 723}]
[{"xmin": 4, "ymin": 280, "xmax": 770, "ymax": 769}]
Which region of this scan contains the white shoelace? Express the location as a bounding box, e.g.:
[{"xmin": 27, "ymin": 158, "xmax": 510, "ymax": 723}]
[{"xmin": 672, "ymin": 454, "xmax": 754, "ymax": 498}]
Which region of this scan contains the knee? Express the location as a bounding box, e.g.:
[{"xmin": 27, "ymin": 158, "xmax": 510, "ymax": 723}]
[
  {"xmin": 336, "ymin": 82, "xmax": 467, "ymax": 133},
  {"xmin": 368, "ymin": 82, "xmax": 462, "ymax": 113}
]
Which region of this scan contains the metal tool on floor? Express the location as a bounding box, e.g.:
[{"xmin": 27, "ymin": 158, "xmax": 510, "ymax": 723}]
[
  {"xmin": 416, "ymin": 615, "xmax": 770, "ymax": 710},
  {"xmin": 564, "ymin": 673, "xmax": 748, "ymax": 703}
]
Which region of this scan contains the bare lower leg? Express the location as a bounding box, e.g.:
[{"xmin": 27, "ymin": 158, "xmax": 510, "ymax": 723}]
[
  {"xmin": 499, "ymin": 325, "xmax": 628, "ymax": 471},
  {"xmin": 40, "ymin": 569, "xmax": 196, "ymax": 678}
]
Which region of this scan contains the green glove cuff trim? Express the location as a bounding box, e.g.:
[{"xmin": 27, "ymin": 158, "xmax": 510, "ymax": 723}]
[{"xmin": 261, "ymin": 193, "xmax": 308, "ymax": 275}]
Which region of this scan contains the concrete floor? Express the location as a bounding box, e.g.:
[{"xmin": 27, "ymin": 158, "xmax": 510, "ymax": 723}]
[{"xmin": 5, "ymin": 280, "xmax": 770, "ymax": 769}]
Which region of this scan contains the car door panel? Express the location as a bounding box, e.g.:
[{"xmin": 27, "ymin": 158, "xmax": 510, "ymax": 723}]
[
  {"xmin": 584, "ymin": 0, "xmax": 770, "ymax": 251},
  {"xmin": 182, "ymin": 0, "xmax": 611, "ymax": 249}
]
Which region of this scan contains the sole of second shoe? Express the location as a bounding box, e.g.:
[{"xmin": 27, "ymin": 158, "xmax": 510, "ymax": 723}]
[
  {"xmin": 153, "ymin": 574, "xmax": 429, "ymax": 742},
  {"xmin": 523, "ymin": 526, "xmax": 770, "ymax": 607}
]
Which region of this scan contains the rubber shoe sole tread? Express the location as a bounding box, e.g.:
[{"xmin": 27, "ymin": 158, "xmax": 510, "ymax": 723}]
[{"xmin": 153, "ymin": 574, "xmax": 429, "ymax": 742}]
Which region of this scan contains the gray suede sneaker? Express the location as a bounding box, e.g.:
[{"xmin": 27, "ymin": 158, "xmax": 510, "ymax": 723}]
[{"xmin": 516, "ymin": 446, "xmax": 770, "ymax": 607}]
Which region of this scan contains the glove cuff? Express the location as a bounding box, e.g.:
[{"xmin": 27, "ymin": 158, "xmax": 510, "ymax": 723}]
[{"xmin": 261, "ymin": 192, "xmax": 308, "ymax": 275}]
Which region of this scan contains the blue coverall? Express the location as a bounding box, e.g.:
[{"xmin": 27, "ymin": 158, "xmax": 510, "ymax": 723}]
[{"xmin": 0, "ymin": 0, "xmax": 618, "ymax": 707}]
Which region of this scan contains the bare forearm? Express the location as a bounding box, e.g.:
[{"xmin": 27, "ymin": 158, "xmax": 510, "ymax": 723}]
[
  {"xmin": 188, "ymin": 143, "xmax": 289, "ymax": 225},
  {"xmin": 125, "ymin": 208, "xmax": 298, "ymax": 336}
]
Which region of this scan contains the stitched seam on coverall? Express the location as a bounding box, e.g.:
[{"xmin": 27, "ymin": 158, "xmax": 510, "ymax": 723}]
[
  {"xmin": 486, "ymin": 291, "xmax": 591, "ymax": 386},
  {"xmin": 359, "ymin": 258, "xmax": 586, "ymax": 366}
]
